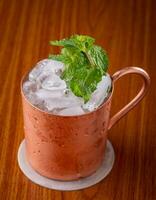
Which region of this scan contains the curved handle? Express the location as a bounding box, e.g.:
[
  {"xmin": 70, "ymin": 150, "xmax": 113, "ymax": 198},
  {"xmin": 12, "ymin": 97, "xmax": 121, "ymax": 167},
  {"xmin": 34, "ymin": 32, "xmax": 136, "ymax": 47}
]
[{"xmin": 108, "ymin": 67, "xmax": 150, "ymax": 130}]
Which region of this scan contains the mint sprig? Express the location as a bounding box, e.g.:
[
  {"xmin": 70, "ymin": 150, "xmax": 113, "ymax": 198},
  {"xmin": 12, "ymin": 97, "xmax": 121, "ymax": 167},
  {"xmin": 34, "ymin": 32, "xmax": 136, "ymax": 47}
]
[{"xmin": 49, "ymin": 35, "xmax": 109, "ymax": 102}]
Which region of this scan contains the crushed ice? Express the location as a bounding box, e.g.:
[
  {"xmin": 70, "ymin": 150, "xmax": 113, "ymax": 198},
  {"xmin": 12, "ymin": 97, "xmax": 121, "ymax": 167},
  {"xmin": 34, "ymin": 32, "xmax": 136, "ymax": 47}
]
[{"xmin": 23, "ymin": 59, "xmax": 112, "ymax": 116}]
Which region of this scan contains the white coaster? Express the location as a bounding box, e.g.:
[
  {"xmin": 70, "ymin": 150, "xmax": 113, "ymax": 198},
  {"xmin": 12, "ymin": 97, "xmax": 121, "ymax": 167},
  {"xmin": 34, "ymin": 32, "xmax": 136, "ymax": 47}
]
[{"xmin": 18, "ymin": 139, "xmax": 115, "ymax": 191}]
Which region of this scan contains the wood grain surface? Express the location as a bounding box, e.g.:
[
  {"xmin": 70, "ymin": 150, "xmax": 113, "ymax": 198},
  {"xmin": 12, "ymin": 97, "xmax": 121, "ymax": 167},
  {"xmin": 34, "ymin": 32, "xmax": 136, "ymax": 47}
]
[{"xmin": 0, "ymin": 0, "xmax": 155, "ymax": 199}]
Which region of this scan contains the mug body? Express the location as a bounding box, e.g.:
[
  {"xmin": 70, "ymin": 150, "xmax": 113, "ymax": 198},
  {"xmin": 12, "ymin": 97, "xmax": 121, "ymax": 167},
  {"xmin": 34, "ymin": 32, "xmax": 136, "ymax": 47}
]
[{"xmin": 21, "ymin": 76, "xmax": 112, "ymax": 181}]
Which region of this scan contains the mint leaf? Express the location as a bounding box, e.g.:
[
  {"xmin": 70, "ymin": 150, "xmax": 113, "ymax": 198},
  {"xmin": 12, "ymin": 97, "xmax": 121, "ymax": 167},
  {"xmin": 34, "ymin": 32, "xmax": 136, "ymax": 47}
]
[
  {"xmin": 49, "ymin": 35, "xmax": 109, "ymax": 102},
  {"xmin": 50, "ymin": 35, "xmax": 95, "ymax": 51},
  {"xmin": 50, "ymin": 39, "xmax": 76, "ymax": 48},
  {"xmin": 88, "ymin": 45, "xmax": 109, "ymax": 73},
  {"xmin": 48, "ymin": 54, "xmax": 63, "ymax": 61}
]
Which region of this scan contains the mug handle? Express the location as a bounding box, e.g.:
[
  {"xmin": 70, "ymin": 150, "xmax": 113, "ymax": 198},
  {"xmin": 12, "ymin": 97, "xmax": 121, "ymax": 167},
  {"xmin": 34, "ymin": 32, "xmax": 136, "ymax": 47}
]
[{"xmin": 108, "ymin": 67, "xmax": 150, "ymax": 130}]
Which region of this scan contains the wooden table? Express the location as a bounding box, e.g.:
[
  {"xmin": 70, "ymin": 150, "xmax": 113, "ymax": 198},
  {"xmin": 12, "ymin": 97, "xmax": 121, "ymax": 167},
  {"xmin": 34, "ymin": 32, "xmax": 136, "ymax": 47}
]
[{"xmin": 0, "ymin": 0, "xmax": 155, "ymax": 199}]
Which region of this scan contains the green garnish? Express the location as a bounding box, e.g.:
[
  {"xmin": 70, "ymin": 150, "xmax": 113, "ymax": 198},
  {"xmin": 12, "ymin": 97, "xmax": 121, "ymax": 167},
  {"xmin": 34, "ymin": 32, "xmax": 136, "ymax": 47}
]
[{"xmin": 49, "ymin": 35, "xmax": 109, "ymax": 102}]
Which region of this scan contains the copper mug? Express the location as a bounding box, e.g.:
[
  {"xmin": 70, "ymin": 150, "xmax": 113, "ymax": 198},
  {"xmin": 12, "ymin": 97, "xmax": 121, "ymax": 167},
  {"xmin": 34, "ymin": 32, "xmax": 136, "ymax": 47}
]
[{"xmin": 21, "ymin": 66, "xmax": 150, "ymax": 180}]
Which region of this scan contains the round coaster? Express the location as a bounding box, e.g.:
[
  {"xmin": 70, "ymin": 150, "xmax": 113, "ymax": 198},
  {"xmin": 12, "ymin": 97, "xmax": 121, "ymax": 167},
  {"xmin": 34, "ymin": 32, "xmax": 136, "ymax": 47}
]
[{"xmin": 17, "ymin": 139, "xmax": 115, "ymax": 191}]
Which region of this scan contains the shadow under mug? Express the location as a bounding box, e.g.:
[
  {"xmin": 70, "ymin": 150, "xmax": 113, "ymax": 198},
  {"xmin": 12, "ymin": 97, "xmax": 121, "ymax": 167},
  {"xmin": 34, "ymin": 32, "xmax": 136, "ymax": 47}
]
[{"xmin": 21, "ymin": 66, "xmax": 150, "ymax": 181}]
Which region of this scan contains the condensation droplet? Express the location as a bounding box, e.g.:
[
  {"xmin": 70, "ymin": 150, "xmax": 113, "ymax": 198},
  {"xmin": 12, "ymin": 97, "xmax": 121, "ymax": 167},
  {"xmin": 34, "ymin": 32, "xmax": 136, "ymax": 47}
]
[
  {"xmin": 63, "ymin": 89, "xmax": 70, "ymax": 96},
  {"xmin": 55, "ymin": 68, "xmax": 63, "ymax": 75},
  {"xmin": 58, "ymin": 143, "xmax": 65, "ymax": 147}
]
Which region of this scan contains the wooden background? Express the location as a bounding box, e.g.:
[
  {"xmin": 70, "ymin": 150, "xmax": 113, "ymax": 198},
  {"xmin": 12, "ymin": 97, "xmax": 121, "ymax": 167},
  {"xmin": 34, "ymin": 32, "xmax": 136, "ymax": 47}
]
[{"xmin": 0, "ymin": 0, "xmax": 155, "ymax": 199}]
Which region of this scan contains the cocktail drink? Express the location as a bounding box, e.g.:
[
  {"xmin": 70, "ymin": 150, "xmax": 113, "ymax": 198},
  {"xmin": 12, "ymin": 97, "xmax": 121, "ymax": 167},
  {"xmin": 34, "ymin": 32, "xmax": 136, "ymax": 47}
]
[
  {"xmin": 21, "ymin": 35, "xmax": 150, "ymax": 180},
  {"xmin": 23, "ymin": 59, "xmax": 111, "ymax": 115}
]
